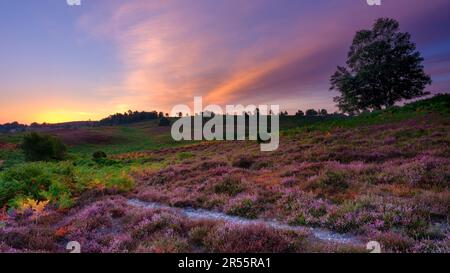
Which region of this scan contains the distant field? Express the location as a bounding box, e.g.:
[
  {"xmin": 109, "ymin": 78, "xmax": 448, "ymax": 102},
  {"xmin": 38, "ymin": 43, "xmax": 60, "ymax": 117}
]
[
  {"xmin": 61, "ymin": 120, "xmax": 184, "ymax": 155},
  {"xmin": 0, "ymin": 120, "xmax": 183, "ymax": 163}
]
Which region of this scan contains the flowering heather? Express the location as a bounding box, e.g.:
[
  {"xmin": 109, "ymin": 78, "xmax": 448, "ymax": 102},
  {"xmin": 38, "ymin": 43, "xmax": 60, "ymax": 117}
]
[
  {"xmin": 127, "ymin": 113, "xmax": 449, "ymax": 252},
  {"xmin": 0, "ymin": 106, "xmax": 449, "ymax": 253},
  {"xmin": 0, "ymin": 195, "xmax": 361, "ymax": 253}
]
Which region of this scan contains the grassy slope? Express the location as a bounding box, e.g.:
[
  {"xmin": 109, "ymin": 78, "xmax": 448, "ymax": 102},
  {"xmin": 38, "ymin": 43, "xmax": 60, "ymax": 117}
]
[
  {"xmin": 0, "ymin": 94, "xmax": 448, "ymax": 253},
  {"xmin": 284, "ymin": 94, "xmax": 450, "ymax": 134},
  {"xmin": 68, "ymin": 121, "xmax": 183, "ymax": 156}
]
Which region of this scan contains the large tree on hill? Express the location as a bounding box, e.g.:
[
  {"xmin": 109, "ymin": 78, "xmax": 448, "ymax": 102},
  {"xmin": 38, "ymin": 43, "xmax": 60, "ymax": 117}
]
[{"xmin": 330, "ymin": 18, "xmax": 431, "ymax": 113}]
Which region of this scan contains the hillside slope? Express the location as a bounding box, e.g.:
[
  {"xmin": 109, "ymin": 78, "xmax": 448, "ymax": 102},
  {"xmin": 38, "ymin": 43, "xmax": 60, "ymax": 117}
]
[{"xmin": 0, "ymin": 95, "xmax": 449, "ymax": 253}]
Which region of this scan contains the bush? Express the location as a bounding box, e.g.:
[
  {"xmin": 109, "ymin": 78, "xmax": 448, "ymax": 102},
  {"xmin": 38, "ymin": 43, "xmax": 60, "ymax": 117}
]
[
  {"xmin": 289, "ymin": 213, "xmax": 307, "ymax": 226},
  {"xmin": 251, "ymin": 160, "xmax": 272, "ymax": 170},
  {"xmin": 317, "ymin": 170, "xmax": 349, "ymax": 191},
  {"xmin": 0, "ymin": 163, "xmax": 50, "ymax": 206},
  {"xmin": 374, "ymin": 232, "xmax": 414, "ymax": 252},
  {"xmin": 0, "ymin": 162, "xmax": 75, "ymax": 208},
  {"xmin": 227, "ymin": 198, "xmax": 261, "ymax": 219},
  {"xmin": 214, "ymin": 175, "xmax": 244, "ymax": 196},
  {"xmin": 204, "ymin": 223, "xmax": 298, "ymax": 252},
  {"xmin": 0, "ymin": 161, "xmax": 135, "ymax": 209},
  {"xmin": 106, "ymin": 172, "xmax": 135, "ymax": 192},
  {"xmin": 188, "ymin": 226, "xmax": 209, "ymax": 246},
  {"xmin": 232, "ymin": 156, "xmax": 254, "ymax": 169},
  {"xmin": 92, "ymin": 151, "xmax": 107, "ymax": 161},
  {"xmin": 21, "ymin": 132, "xmax": 67, "ymax": 161}
]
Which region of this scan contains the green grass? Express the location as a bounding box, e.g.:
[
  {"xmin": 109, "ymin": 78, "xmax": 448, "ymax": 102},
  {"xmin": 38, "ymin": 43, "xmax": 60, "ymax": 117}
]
[
  {"xmin": 0, "ymin": 133, "xmax": 25, "ymax": 169},
  {"xmin": 0, "ymin": 120, "xmax": 182, "ymax": 209},
  {"xmin": 283, "ymin": 94, "xmax": 450, "ymax": 136},
  {"xmin": 0, "ymin": 149, "xmax": 23, "ymax": 170},
  {"xmin": 0, "ymin": 132, "xmax": 25, "ymax": 144},
  {"xmin": 69, "ymin": 122, "xmax": 185, "ymax": 156},
  {"xmin": 0, "ymin": 121, "xmax": 185, "ymax": 170},
  {"xmin": 177, "ymin": 152, "xmax": 195, "ymax": 160},
  {"xmin": 0, "ymin": 155, "xmax": 169, "ymax": 209}
]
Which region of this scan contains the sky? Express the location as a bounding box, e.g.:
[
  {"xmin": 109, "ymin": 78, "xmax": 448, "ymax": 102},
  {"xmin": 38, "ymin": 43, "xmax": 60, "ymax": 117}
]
[{"xmin": 1, "ymin": 0, "xmax": 450, "ymax": 124}]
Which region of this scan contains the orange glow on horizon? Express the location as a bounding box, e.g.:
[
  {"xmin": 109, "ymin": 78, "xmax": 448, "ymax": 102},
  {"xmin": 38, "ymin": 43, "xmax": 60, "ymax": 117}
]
[
  {"xmin": 0, "ymin": 99, "xmax": 113, "ymax": 124},
  {"xmin": 34, "ymin": 110, "xmax": 102, "ymax": 124}
]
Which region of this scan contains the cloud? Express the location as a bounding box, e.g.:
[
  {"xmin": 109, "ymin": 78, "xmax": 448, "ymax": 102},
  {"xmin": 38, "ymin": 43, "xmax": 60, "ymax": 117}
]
[{"xmin": 76, "ymin": 0, "xmax": 450, "ymax": 114}]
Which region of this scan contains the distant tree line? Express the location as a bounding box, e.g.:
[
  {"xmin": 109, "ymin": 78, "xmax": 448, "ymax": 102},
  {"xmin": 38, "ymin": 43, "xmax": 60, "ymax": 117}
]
[
  {"xmin": 98, "ymin": 110, "xmax": 168, "ymax": 126},
  {"xmin": 0, "ymin": 109, "xmax": 341, "ymax": 133},
  {"xmin": 0, "ymin": 111, "xmax": 171, "ymax": 132},
  {"xmin": 0, "ymin": 122, "xmax": 27, "ymax": 133},
  {"xmin": 295, "ymin": 109, "xmax": 330, "ymax": 117}
]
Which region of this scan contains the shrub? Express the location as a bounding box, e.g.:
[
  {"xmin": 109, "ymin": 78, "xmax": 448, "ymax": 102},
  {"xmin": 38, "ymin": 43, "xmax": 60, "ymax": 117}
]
[
  {"xmin": 401, "ymin": 156, "xmax": 449, "ymax": 188},
  {"xmin": 289, "ymin": 213, "xmax": 307, "ymax": 226},
  {"xmin": 188, "ymin": 226, "xmax": 209, "ymax": 246},
  {"xmin": 0, "ymin": 227, "xmax": 57, "ymax": 251},
  {"xmin": 21, "ymin": 132, "xmax": 67, "ymax": 161},
  {"xmin": 232, "ymin": 155, "xmax": 255, "ymax": 169},
  {"xmin": 92, "ymin": 151, "xmax": 107, "ymax": 161},
  {"xmin": 374, "ymin": 232, "xmax": 414, "ymax": 253},
  {"xmin": 251, "ymin": 160, "xmax": 272, "ymax": 170},
  {"xmin": 281, "ymin": 176, "xmax": 298, "ymax": 187},
  {"xmin": 204, "ymin": 223, "xmax": 299, "ymax": 252},
  {"xmin": 145, "ymin": 236, "xmax": 190, "ymax": 253},
  {"xmin": 316, "ymin": 170, "xmax": 349, "ymax": 192},
  {"xmin": 41, "ymin": 181, "xmax": 74, "ymax": 209},
  {"xmin": 0, "ymin": 161, "xmax": 134, "ymax": 209},
  {"xmin": 106, "ymin": 172, "xmax": 135, "ymax": 192},
  {"xmin": 91, "ymin": 151, "xmax": 119, "ymax": 166},
  {"xmin": 227, "ymin": 198, "xmax": 260, "ymax": 219},
  {"xmin": 199, "ymin": 160, "xmax": 227, "ymax": 170},
  {"xmin": 0, "ymin": 163, "xmax": 52, "ymax": 206},
  {"xmin": 0, "ymin": 162, "xmax": 75, "ymax": 208},
  {"xmin": 214, "ymin": 175, "xmax": 245, "ymax": 196},
  {"xmin": 75, "ymin": 165, "xmax": 136, "ymax": 192}
]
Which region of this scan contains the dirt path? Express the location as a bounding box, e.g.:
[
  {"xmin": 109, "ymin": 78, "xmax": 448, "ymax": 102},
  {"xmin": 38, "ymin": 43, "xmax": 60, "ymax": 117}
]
[{"xmin": 127, "ymin": 198, "xmax": 363, "ymax": 245}]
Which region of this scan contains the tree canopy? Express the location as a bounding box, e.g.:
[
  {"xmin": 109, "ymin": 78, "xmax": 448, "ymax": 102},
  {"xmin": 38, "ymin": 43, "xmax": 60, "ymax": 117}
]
[
  {"xmin": 330, "ymin": 18, "xmax": 431, "ymax": 113},
  {"xmin": 98, "ymin": 110, "xmax": 159, "ymax": 125}
]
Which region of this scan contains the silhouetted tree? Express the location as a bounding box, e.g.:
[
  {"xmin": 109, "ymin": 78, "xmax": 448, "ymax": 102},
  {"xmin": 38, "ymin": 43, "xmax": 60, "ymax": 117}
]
[
  {"xmin": 330, "ymin": 18, "xmax": 431, "ymax": 113},
  {"xmin": 319, "ymin": 109, "xmax": 328, "ymax": 116},
  {"xmin": 295, "ymin": 110, "xmax": 304, "ymax": 116},
  {"xmin": 0, "ymin": 122, "xmax": 27, "ymax": 133},
  {"xmin": 98, "ymin": 110, "xmax": 159, "ymax": 125},
  {"xmin": 305, "ymin": 109, "xmax": 318, "ymax": 116}
]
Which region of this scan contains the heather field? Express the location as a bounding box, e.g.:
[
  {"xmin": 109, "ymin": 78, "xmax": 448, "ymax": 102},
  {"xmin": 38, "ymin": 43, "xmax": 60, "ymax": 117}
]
[{"xmin": 0, "ymin": 95, "xmax": 449, "ymax": 253}]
